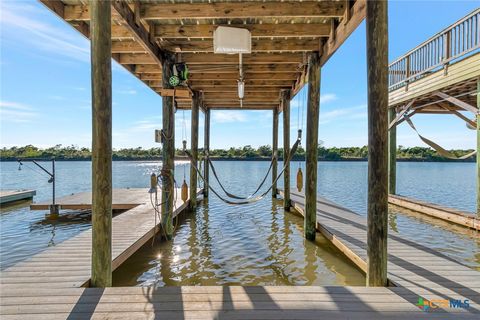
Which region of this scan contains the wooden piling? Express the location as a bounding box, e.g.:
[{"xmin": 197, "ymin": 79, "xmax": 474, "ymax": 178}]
[
  {"xmin": 90, "ymin": 0, "xmax": 112, "ymax": 288},
  {"xmin": 282, "ymin": 90, "xmax": 291, "ymax": 210},
  {"xmin": 272, "ymin": 108, "xmax": 279, "ymax": 197},
  {"xmin": 305, "ymin": 53, "xmax": 321, "ymax": 241},
  {"xmin": 477, "ymin": 77, "xmax": 480, "ymax": 216},
  {"xmin": 388, "ymin": 107, "xmax": 397, "ymax": 195},
  {"xmin": 190, "ymin": 92, "xmax": 199, "ymax": 210},
  {"xmin": 366, "ymin": 0, "xmax": 389, "ymax": 287},
  {"xmin": 161, "ymin": 53, "xmax": 175, "ymax": 239},
  {"xmin": 204, "ymin": 108, "xmax": 210, "ymax": 198}
]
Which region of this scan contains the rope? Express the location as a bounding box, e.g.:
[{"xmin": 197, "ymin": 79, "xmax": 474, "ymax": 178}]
[
  {"xmin": 208, "ymin": 156, "xmax": 275, "ymax": 199},
  {"xmin": 184, "ymin": 135, "xmax": 301, "ymax": 205}
]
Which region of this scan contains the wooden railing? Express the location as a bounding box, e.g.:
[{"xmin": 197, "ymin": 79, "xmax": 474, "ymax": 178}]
[{"xmin": 389, "ymin": 8, "xmax": 480, "ymax": 91}]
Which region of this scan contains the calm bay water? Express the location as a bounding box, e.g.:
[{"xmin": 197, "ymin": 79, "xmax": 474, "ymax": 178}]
[{"xmin": 1, "ymin": 160, "xmax": 478, "ymax": 286}]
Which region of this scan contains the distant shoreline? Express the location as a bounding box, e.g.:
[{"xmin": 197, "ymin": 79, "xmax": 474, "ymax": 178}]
[{"xmin": 0, "ymin": 157, "xmax": 474, "ymax": 163}]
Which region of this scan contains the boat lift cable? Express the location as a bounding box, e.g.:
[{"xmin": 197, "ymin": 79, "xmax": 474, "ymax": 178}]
[{"xmin": 184, "ymin": 130, "xmax": 302, "ymax": 205}]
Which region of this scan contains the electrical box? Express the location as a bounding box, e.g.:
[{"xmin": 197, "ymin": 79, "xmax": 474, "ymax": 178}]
[
  {"xmin": 213, "ymin": 26, "xmax": 251, "ymax": 54},
  {"xmin": 155, "ymin": 130, "xmax": 162, "ymax": 143}
]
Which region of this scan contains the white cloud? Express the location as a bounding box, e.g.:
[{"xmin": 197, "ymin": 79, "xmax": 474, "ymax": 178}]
[
  {"xmin": 212, "ymin": 111, "xmax": 247, "ymax": 123},
  {"xmin": 116, "ymin": 89, "xmax": 137, "ymax": 95},
  {"xmin": 0, "ymin": 101, "xmax": 38, "ymax": 123},
  {"xmin": 48, "ymin": 95, "xmax": 65, "ymax": 100},
  {"xmin": 320, "ymin": 93, "xmax": 337, "ymax": 104},
  {"xmin": 0, "ymin": 2, "xmax": 90, "ymax": 63},
  {"xmin": 320, "ymin": 104, "xmax": 366, "ymax": 124},
  {"xmin": 291, "ymin": 93, "xmax": 337, "ymax": 109}
]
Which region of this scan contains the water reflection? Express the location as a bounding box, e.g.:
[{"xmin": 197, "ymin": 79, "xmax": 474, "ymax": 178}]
[{"xmin": 113, "ymin": 198, "xmax": 366, "ymax": 286}]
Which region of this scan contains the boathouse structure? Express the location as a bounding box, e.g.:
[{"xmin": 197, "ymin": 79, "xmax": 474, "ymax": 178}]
[{"xmin": 1, "ymin": 1, "xmax": 479, "ymax": 319}]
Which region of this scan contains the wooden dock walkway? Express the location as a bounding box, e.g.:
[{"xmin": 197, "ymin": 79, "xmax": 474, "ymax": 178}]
[
  {"xmin": 0, "ymin": 188, "xmax": 201, "ymax": 289},
  {"xmin": 282, "ymin": 190, "xmax": 480, "ymax": 316},
  {"xmin": 30, "ymin": 188, "xmax": 148, "ymax": 211},
  {"xmin": 389, "ymin": 194, "xmax": 479, "ymax": 230},
  {"xmin": 0, "ymin": 190, "xmax": 36, "ymax": 206},
  {"xmin": 1, "ymin": 190, "xmax": 479, "ymax": 319}
]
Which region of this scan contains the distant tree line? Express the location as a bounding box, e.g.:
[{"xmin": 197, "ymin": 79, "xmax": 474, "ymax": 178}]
[{"xmin": 0, "ymin": 144, "xmax": 475, "ymax": 162}]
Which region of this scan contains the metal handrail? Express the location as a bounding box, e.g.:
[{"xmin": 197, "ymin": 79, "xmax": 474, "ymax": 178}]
[{"xmin": 388, "ymin": 8, "xmax": 480, "ymax": 91}]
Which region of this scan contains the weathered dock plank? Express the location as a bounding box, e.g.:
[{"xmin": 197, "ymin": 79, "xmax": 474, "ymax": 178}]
[
  {"xmin": 1, "ymin": 188, "xmax": 202, "ymax": 289},
  {"xmin": 1, "ymin": 286, "xmax": 478, "ymax": 319},
  {"xmin": 388, "ymin": 194, "xmax": 479, "ymax": 230},
  {"xmin": 282, "ymin": 191, "xmax": 480, "ymax": 313},
  {"xmin": 0, "ymin": 190, "xmax": 36, "ymax": 205},
  {"xmin": 30, "ymin": 188, "xmax": 148, "ymax": 210},
  {"xmin": 1, "ymin": 189, "xmax": 479, "ymax": 319}
]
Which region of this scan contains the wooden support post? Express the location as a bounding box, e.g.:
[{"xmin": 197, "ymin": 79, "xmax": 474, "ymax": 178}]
[
  {"xmin": 366, "ymin": 0, "xmax": 389, "ymax": 287},
  {"xmin": 388, "ymin": 107, "xmax": 397, "ymax": 195},
  {"xmin": 204, "ymin": 108, "xmax": 210, "ymax": 198},
  {"xmin": 282, "ymin": 90, "xmax": 291, "ymax": 210},
  {"xmin": 189, "ymin": 92, "xmax": 199, "ymax": 210},
  {"xmin": 90, "ymin": 0, "xmax": 112, "ymax": 288},
  {"xmin": 305, "ymin": 53, "xmax": 321, "ymax": 241},
  {"xmin": 477, "ymin": 78, "xmax": 480, "ymax": 216},
  {"xmin": 272, "ymin": 108, "xmax": 279, "ymax": 197},
  {"xmin": 161, "ymin": 53, "xmax": 175, "ymax": 240}
]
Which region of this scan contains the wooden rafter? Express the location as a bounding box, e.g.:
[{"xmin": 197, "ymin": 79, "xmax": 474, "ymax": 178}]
[
  {"xmin": 111, "ymin": 0, "xmax": 172, "ymax": 66},
  {"xmin": 154, "ymin": 23, "xmax": 331, "ymax": 39},
  {"xmin": 140, "ymin": 73, "xmax": 298, "ymax": 81},
  {"xmin": 135, "ymin": 64, "xmax": 302, "ymax": 74},
  {"xmin": 320, "ymin": 0, "xmax": 366, "ymax": 66},
  {"xmin": 112, "ymin": 38, "xmax": 326, "ymax": 53},
  {"xmin": 434, "ymin": 91, "xmax": 478, "ymax": 114},
  {"xmin": 43, "ymin": 0, "xmax": 365, "ymax": 110},
  {"xmin": 118, "ymin": 53, "xmax": 304, "ymax": 65},
  {"xmin": 141, "ymin": 2, "xmax": 345, "ymax": 20}
]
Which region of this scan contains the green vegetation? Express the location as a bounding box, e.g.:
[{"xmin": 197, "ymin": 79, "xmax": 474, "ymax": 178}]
[{"xmin": 0, "ymin": 144, "xmax": 474, "ymax": 162}]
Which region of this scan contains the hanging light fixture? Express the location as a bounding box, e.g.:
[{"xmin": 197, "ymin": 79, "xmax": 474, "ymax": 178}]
[{"xmin": 237, "ymin": 80, "xmax": 245, "ymax": 99}]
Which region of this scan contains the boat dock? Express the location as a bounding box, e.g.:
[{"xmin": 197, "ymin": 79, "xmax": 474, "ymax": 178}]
[
  {"xmin": 30, "ymin": 188, "xmax": 150, "ymax": 211},
  {"xmin": 0, "ymin": 190, "xmax": 36, "ymax": 206},
  {"xmin": 1, "ymin": 188, "xmax": 201, "ymax": 289},
  {"xmin": 1, "ymin": 191, "xmax": 479, "ymax": 319},
  {"xmin": 389, "ymin": 194, "xmax": 479, "ymax": 231}
]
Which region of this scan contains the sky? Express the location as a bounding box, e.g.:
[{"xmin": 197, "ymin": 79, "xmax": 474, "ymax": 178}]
[{"xmin": 0, "ymin": 0, "xmax": 478, "ymax": 150}]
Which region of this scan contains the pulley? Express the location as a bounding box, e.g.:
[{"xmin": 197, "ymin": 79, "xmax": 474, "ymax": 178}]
[
  {"xmin": 296, "ymin": 167, "xmax": 303, "ymax": 192},
  {"xmin": 181, "ymin": 179, "xmax": 188, "ymax": 202},
  {"xmin": 169, "ymin": 63, "xmax": 189, "ymax": 87}
]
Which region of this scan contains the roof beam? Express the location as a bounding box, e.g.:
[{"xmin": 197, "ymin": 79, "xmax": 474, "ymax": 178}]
[
  {"xmin": 148, "ymin": 79, "xmax": 293, "ymax": 88},
  {"xmin": 176, "ymin": 103, "xmax": 278, "ymax": 110},
  {"xmin": 200, "ymin": 87, "xmax": 282, "ymax": 93},
  {"xmin": 434, "ymin": 91, "xmax": 478, "ymax": 114},
  {"xmin": 320, "ymin": 0, "xmax": 366, "ymax": 66},
  {"xmin": 183, "ymin": 53, "xmax": 304, "ymax": 65},
  {"xmin": 203, "ymin": 92, "xmax": 280, "ymax": 99},
  {"xmin": 141, "ymin": 2, "xmax": 345, "ymax": 20},
  {"xmin": 135, "ymin": 64, "xmax": 302, "ymax": 74},
  {"xmin": 140, "ymin": 73, "xmax": 298, "ymax": 81},
  {"xmin": 40, "ymin": 1, "xmax": 90, "ymax": 37},
  {"xmin": 119, "ymin": 53, "xmax": 304, "ymax": 65},
  {"xmin": 111, "ymin": 1, "xmax": 172, "ymax": 66},
  {"xmin": 113, "ymin": 38, "xmax": 325, "ymax": 53},
  {"xmin": 154, "ymin": 23, "xmax": 331, "ymax": 39}
]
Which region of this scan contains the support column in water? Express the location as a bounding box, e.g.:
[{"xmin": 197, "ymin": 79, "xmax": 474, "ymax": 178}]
[{"xmin": 366, "ymin": 0, "xmax": 389, "ymax": 287}]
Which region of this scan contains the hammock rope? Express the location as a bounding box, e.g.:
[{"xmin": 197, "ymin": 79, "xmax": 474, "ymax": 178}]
[
  {"xmin": 207, "ymin": 156, "xmax": 275, "ymax": 200},
  {"xmin": 184, "ymin": 132, "xmax": 302, "ymax": 205}
]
